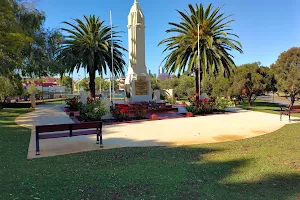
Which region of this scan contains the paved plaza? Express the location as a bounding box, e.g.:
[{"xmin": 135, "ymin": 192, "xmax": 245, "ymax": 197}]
[{"xmin": 16, "ymin": 104, "xmax": 297, "ymax": 159}]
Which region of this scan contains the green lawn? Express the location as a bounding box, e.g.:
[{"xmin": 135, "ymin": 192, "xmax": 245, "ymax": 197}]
[
  {"xmin": 43, "ymin": 100, "xmax": 65, "ymax": 105},
  {"xmin": 237, "ymin": 100, "xmax": 300, "ymax": 118},
  {"xmin": 0, "ymin": 109, "xmax": 299, "ymax": 199}
]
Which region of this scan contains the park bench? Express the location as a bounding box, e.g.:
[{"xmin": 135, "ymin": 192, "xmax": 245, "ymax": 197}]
[
  {"xmin": 35, "ymin": 121, "xmax": 103, "ymax": 155},
  {"xmin": 280, "ymin": 105, "xmax": 300, "ymax": 122}
]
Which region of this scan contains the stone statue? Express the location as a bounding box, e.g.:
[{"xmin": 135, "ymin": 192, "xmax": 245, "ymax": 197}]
[{"xmin": 124, "ymin": 0, "xmax": 152, "ymax": 102}]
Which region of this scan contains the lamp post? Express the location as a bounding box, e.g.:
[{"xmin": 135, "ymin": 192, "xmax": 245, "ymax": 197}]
[
  {"xmin": 110, "ymin": 9, "xmax": 114, "ymax": 107},
  {"xmin": 41, "ymin": 82, "xmax": 44, "ymax": 102},
  {"xmin": 197, "ymin": 23, "xmax": 201, "ymax": 100},
  {"xmin": 99, "ymin": 72, "xmax": 102, "ymax": 94},
  {"xmin": 77, "ymin": 75, "xmax": 81, "ymax": 95}
]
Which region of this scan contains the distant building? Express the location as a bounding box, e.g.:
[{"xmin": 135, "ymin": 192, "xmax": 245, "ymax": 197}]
[
  {"xmin": 157, "ymin": 66, "xmax": 169, "ymax": 80},
  {"xmin": 158, "ymin": 73, "xmax": 170, "ymax": 80},
  {"xmin": 23, "ymin": 77, "xmax": 67, "ymax": 99},
  {"xmin": 159, "ymin": 66, "xmax": 165, "ymax": 74}
]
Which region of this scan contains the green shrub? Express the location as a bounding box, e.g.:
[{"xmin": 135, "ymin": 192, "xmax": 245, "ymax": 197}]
[
  {"xmin": 214, "ymin": 97, "xmax": 233, "ymax": 111},
  {"xmin": 185, "ymin": 97, "xmax": 214, "ymax": 115},
  {"xmin": 79, "ymin": 99, "xmax": 107, "ymax": 121},
  {"xmin": 66, "ymin": 97, "xmax": 82, "ymax": 111},
  {"xmin": 167, "ymin": 97, "xmax": 176, "ymax": 104},
  {"xmin": 133, "ymin": 104, "xmax": 147, "ymax": 120}
]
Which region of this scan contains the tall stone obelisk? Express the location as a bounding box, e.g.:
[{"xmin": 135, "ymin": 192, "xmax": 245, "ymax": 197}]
[{"xmin": 124, "ymin": 0, "xmax": 152, "ymax": 103}]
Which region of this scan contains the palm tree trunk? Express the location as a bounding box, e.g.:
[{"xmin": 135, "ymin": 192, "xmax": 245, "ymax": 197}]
[{"xmin": 89, "ymin": 71, "xmax": 96, "ymax": 98}]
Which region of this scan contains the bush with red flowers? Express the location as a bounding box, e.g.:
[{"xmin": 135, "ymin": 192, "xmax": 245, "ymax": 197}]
[
  {"xmin": 185, "ymin": 97, "xmax": 214, "ymax": 115},
  {"xmin": 66, "ymin": 97, "xmax": 82, "ymax": 111},
  {"xmin": 111, "ymin": 104, "xmax": 129, "ymax": 121}
]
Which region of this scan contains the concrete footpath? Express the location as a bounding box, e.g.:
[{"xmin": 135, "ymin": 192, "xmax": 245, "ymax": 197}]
[{"xmin": 16, "ymin": 105, "xmax": 297, "ymax": 159}]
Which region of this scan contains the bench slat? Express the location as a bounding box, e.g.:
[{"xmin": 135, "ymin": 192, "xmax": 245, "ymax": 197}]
[
  {"xmin": 39, "ymin": 132, "xmax": 69, "ymax": 139},
  {"xmin": 36, "ymin": 124, "xmax": 70, "ymax": 133},
  {"xmin": 282, "ymin": 109, "xmax": 300, "ymax": 113},
  {"xmin": 36, "ymin": 122, "xmax": 102, "ymax": 134},
  {"xmin": 39, "ymin": 130, "xmax": 98, "ymax": 139},
  {"xmin": 72, "ymin": 122, "xmax": 101, "ymax": 130},
  {"xmin": 290, "ymin": 105, "xmax": 300, "ymax": 109}
]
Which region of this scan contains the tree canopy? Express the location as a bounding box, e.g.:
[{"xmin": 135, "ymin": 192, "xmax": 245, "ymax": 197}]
[
  {"xmin": 58, "ymin": 76, "xmax": 73, "ymax": 92},
  {"xmin": 0, "ymin": 0, "xmax": 45, "ymax": 76},
  {"xmin": 0, "ymin": 75, "xmax": 24, "ymax": 104},
  {"xmin": 229, "ymin": 63, "xmax": 269, "ymax": 105},
  {"xmin": 159, "ymin": 3, "xmax": 243, "ymax": 94},
  {"xmin": 58, "ymin": 15, "xmax": 127, "ymax": 98},
  {"xmin": 271, "ymin": 47, "xmax": 300, "ymax": 105},
  {"xmin": 21, "ymin": 28, "xmax": 66, "ymax": 78}
]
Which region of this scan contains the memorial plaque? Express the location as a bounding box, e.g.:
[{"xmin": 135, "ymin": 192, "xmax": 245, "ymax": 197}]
[{"xmin": 135, "ymin": 75, "xmax": 148, "ymax": 95}]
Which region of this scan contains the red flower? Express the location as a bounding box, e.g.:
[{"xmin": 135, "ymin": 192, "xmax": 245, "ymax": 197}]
[
  {"xmin": 120, "ymin": 109, "xmax": 125, "ymax": 113},
  {"xmin": 117, "ymin": 104, "xmax": 124, "ymax": 109},
  {"xmin": 210, "ymin": 102, "xmax": 214, "ymax": 106}
]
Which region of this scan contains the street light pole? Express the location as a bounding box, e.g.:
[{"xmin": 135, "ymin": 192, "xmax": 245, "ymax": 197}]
[
  {"xmin": 110, "ymin": 10, "xmax": 115, "ymax": 107},
  {"xmin": 197, "ymin": 23, "xmax": 201, "ymax": 100},
  {"xmin": 99, "ymin": 72, "xmax": 102, "ymax": 94},
  {"xmin": 78, "ymin": 75, "xmax": 81, "ymax": 95}
]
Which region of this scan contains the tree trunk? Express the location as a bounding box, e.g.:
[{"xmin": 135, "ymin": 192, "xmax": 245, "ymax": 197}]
[
  {"xmin": 195, "ymin": 68, "xmax": 199, "ymax": 97},
  {"xmin": 0, "ymin": 99, "xmax": 3, "ymax": 110},
  {"xmin": 290, "ymin": 93, "xmax": 295, "ymax": 106},
  {"xmin": 89, "ymin": 71, "xmax": 96, "ymax": 98},
  {"xmin": 248, "ymin": 93, "xmax": 253, "ymax": 106},
  {"xmin": 0, "ymin": 97, "xmax": 8, "ymax": 109}
]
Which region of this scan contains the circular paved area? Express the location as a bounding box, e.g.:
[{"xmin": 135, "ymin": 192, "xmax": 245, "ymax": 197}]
[{"xmin": 16, "ymin": 105, "xmax": 297, "ymax": 159}]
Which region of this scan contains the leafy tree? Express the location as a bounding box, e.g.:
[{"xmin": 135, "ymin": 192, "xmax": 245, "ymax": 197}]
[
  {"xmin": 0, "ymin": 0, "xmax": 28, "ymax": 74},
  {"xmin": 159, "ymin": 3, "xmax": 243, "ymax": 95},
  {"xmin": 79, "ymin": 77, "xmax": 118, "ymax": 93},
  {"xmin": 201, "ymin": 75, "xmax": 214, "ymax": 95},
  {"xmin": 59, "ymin": 15, "xmax": 126, "ymax": 98},
  {"xmin": 159, "ymin": 78, "xmax": 179, "ymax": 92},
  {"xmin": 78, "ymin": 78, "xmax": 90, "ymax": 92},
  {"xmin": 175, "ymin": 75, "xmax": 195, "ymax": 98},
  {"xmin": 0, "ymin": 75, "xmax": 24, "ymax": 108},
  {"xmin": 230, "ymin": 63, "xmax": 267, "ymax": 106},
  {"xmin": 58, "ymin": 75, "xmax": 73, "ymax": 92},
  {"xmin": 27, "ymin": 84, "xmax": 41, "ymax": 95},
  {"xmin": 149, "ymin": 74, "xmax": 160, "ymax": 90},
  {"xmin": 201, "ymin": 74, "xmax": 233, "ymax": 97},
  {"xmin": 95, "ymin": 77, "xmax": 118, "ymax": 92},
  {"xmin": 22, "ymin": 28, "xmax": 66, "ymax": 78},
  {"xmin": 0, "ymin": 0, "xmax": 45, "ymax": 75},
  {"xmin": 271, "ymin": 47, "xmax": 300, "ymax": 105},
  {"xmin": 211, "ymin": 75, "xmax": 233, "ymax": 97}
]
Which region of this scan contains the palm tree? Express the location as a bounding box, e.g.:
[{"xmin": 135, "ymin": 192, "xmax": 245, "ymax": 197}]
[
  {"xmin": 159, "ymin": 3, "xmax": 243, "ymax": 95},
  {"xmin": 59, "ymin": 15, "xmax": 126, "ymax": 98}
]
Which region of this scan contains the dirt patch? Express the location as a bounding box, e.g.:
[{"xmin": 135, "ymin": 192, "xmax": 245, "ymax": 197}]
[{"xmin": 213, "ymin": 135, "xmax": 245, "ymax": 142}]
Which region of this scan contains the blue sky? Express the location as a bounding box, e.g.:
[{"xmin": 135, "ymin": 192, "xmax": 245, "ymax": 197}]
[{"xmin": 36, "ymin": 0, "xmax": 300, "ymax": 79}]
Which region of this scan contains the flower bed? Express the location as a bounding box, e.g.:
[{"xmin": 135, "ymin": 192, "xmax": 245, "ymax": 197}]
[
  {"xmin": 186, "ymin": 96, "xmax": 233, "ymax": 115},
  {"xmin": 111, "ymin": 103, "xmax": 148, "ymax": 122},
  {"xmin": 65, "ymin": 97, "xmax": 82, "ymax": 111},
  {"xmin": 79, "ymin": 98, "xmax": 107, "ymax": 122}
]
